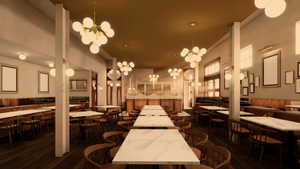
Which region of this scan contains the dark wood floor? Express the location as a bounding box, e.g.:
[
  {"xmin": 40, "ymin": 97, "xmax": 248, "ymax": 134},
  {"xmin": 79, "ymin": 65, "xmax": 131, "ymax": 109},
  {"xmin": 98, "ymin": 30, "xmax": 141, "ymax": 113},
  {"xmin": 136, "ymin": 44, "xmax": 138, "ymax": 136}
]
[{"xmin": 0, "ymin": 122, "xmax": 289, "ymax": 169}]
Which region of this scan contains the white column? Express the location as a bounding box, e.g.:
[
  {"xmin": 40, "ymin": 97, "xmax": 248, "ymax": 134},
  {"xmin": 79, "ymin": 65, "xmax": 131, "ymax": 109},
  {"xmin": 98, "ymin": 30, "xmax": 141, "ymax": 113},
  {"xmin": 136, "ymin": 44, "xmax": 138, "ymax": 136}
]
[
  {"xmin": 121, "ymin": 74, "xmax": 126, "ymax": 105},
  {"xmin": 194, "ymin": 64, "xmax": 199, "ymax": 104},
  {"xmin": 230, "ymin": 22, "xmax": 241, "ymax": 120},
  {"xmin": 112, "ymin": 58, "xmax": 118, "ymax": 106},
  {"xmin": 55, "ymin": 4, "xmax": 70, "ymax": 157}
]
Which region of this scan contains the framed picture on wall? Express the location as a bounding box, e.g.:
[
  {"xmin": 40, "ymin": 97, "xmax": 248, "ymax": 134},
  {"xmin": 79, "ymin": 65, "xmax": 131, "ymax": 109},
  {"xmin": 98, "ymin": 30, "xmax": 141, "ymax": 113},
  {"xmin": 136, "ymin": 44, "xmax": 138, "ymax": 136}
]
[
  {"xmin": 249, "ymin": 84, "xmax": 255, "ymax": 93},
  {"xmin": 297, "ymin": 62, "xmax": 300, "ymax": 77},
  {"xmin": 262, "ymin": 53, "xmax": 281, "ymax": 87},
  {"xmin": 296, "ymin": 79, "xmax": 300, "ymax": 94},
  {"xmin": 285, "ymin": 71, "xmax": 294, "ymax": 85},
  {"xmin": 1, "ymin": 65, "xmax": 18, "ymax": 93},
  {"xmin": 70, "ymin": 79, "xmax": 88, "ymax": 91},
  {"xmin": 38, "ymin": 72, "xmax": 49, "ymax": 93},
  {"xmin": 249, "ymin": 73, "xmax": 254, "ymax": 84},
  {"xmin": 255, "ymin": 76, "xmax": 260, "ymax": 87},
  {"xmin": 242, "ymin": 87, "xmax": 248, "ymax": 96}
]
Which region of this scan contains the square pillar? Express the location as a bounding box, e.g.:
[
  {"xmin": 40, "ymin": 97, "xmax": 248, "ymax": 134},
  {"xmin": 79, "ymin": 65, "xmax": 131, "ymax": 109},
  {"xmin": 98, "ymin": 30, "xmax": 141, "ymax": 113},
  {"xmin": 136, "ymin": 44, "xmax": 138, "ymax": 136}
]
[
  {"xmin": 55, "ymin": 3, "xmax": 70, "ymax": 157},
  {"xmin": 230, "ymin": 22, "xmax": 241, "ymax": 120}
]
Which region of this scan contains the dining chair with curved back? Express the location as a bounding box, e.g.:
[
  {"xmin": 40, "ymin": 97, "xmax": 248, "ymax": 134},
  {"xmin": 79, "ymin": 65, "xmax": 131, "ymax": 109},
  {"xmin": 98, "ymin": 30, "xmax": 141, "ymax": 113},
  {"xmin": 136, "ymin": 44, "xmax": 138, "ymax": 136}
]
[
  {"xmin": 227, "ymin": 119, "xmax": 249, "ymax": 144},
  {"xmin": 186, "ymin": 131, "xmax": 209, "ymax": 147},
  {"xmin": 102, "ymin": 131, "xmax": 125, "ymax": 147},
  {"xmin": 84, "ymin": 143, "xmax": 125, "ymax": 169}
]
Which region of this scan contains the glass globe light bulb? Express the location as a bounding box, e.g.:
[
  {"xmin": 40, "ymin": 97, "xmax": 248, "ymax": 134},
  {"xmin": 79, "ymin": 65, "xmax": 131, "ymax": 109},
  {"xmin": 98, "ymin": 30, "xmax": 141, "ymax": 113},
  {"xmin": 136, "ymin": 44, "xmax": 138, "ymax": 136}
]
[
  {"xmin": 83, "ymin": 17, "xmax": 94, "ymax": 28},
  {"xmin": 81, "ymin": 36, "xmax": 92, "ymax": 45},
  {"xmin": 66, "ymin": 68, "xmax": 75, "ymax": 77},
  {"xmin": 106, "ymin": 29, "xmax": 115, "ymax": 38},
  {"xmin": 192, "ymin": 46, "xmax": 200, "ymax": 53},
  {"xmin": 89, "ymin": 43, "xmax": 100, "ymax": 54},
  {"xmin": 72, "ymin": 21, "xmax": 83, "ymax": 32},
  {"xmin": 200, "ymin": 48, "xmax": 207, "ymax": 55},
  {"xmin": 255, "ymin": 0, "xmax": 272, "ymax": 9},
  {"xmin": 265, "ymin": 0, "xmax": 286, "ymax": 18},
  {"xmin": 100, "ymin": 21, "xmax": 111, "ymax": 31},
  {"xmin": 129, "ymin": 62, "xmax": 135, "ymax": 68},
  {"xmin": 19, "ymin": 54, "xmax": 27, "ymax": 60},
  {"xmin": 50, "ymin": 68, "xmax": 56, "ymax": 77}
]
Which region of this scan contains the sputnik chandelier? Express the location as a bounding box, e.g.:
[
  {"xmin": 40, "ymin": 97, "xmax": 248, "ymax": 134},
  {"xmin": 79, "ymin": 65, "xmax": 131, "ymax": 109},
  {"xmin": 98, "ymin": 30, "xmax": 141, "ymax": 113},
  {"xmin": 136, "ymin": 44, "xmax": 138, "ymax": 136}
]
[
  {"xmin": 117, "ymin": 61, "xmax": 135, "ymax": 76},
  {"xmin": 72, "ymin": 1, "xmax": 115, "ymax": 54},
  {"xmin": 168, "ymin": 68, "xmax": 182, "ymax": 79},
  {"xmin": 180, "ymin": 47, "xmax": 207, "ymax": 68},
  {"xmin": 255, "ymin": 0, "xmax": 287, "ymax": 18}
]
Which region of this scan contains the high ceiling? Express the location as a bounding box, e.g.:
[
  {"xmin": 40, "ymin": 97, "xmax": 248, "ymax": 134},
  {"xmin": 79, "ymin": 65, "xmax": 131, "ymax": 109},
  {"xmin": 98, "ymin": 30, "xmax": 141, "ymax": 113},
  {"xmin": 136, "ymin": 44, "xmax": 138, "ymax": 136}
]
[{"xmin": 50, "ymin": 0, "xmax": 256, "ymax": 68}]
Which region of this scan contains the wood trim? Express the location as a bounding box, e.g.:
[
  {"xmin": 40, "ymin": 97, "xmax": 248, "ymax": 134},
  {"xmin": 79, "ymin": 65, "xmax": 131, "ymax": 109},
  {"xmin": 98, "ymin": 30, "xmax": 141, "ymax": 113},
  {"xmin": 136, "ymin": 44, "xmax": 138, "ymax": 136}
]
[
  {"xmin": 1, "ymin": 64, "xmax": 18, "ymax": 93},
  {"xmin": 297, "ymin": 62, "xmax": 300, "ymax": 78}
]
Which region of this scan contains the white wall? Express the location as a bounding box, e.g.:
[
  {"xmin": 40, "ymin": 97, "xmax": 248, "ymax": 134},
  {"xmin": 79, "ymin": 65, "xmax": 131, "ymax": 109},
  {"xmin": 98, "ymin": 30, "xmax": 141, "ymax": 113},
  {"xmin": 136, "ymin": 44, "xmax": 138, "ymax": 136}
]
[
  {"xmin": 0, "ymin": 0, "xmax": 108, "ymax": 105},
  {"xmin": 200, "ymin": 0, "xmax": 300, "ymax": 100}
]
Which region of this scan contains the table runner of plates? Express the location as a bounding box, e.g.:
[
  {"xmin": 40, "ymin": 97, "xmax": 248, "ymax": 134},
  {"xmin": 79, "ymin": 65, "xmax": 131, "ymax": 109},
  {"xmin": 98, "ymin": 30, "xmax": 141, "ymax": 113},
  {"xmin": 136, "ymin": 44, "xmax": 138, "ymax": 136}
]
[{"xmin": 112, "ymin": 105, "xmax": 200, "ymax": 165}]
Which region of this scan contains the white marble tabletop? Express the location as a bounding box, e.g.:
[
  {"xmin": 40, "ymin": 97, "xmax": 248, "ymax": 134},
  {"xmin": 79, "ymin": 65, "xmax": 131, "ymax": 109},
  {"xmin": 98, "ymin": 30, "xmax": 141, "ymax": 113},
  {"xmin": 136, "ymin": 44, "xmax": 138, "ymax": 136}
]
[
  {"xmin": 69, "ymin": 111, "xmax": 104, "ymax": 118},
  {"xmin": 94, "ymin": 105, "xmax": 120, "ymax": 109},
  {"xmin": 0, "ymin": 108, "xmax": 50, "ymax": 119},
  {"xmin": 200, "ymin": 106, "xmax": 227, "ymax": 111},
  {"xmin": 134, "ymin": 116, "xmax": 175, "ymax": 128},
  {"xmin": 241, "ymin": 116, "xmax": 300, "ymax": 131},
  {"xmin": 285, "ymin": 105, "xmax": 300, "ymax": 109},
  {"xmin": 139, "ymin": 109, "xmax": 167, "ymax": 116},
  {"xmin": 217, "ymin": 111, "xmax": 254, "ymax": 116},
  {"xmin": 42, "ymin": 104, "xmax": 80, "ymax": 110},
  {"xmin": 113, "ymin": 129, "xmax": 200, "ymax": 165},
  {"xmin": 176, "ymin": 111, "xmax": 191, "ymax": 117},
  {"xmin": 143, "ymin": 105, "xmax": 163, "ymax": 110}
]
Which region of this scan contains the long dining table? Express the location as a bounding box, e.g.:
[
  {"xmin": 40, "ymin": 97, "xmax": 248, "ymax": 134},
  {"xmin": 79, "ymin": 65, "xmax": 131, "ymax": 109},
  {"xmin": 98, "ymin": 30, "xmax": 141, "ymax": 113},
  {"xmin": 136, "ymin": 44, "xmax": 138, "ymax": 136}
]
[
  {"xmin": 0, "ymin": 108, "xmax": 50, "ymax": 120},
  {"xmin": 241, "ymin": 116, "xmax": 300, "ymax": 169},
  {"xmin": 113, "ymin": 105, "xmax": 200, "ymax": 167}
]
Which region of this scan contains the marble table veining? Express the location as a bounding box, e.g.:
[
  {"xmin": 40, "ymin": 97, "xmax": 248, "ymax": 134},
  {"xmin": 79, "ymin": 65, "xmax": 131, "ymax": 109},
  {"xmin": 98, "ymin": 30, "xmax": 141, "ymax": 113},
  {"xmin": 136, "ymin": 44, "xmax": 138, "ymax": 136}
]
[
  {"xmin": 0, "ymin": 108, "xmax": 50, "ymax": 119},
  {"xmin": 241, "ymin": 116, "xmax": 300, "ymax": 131},
  {"xmin": 134, "ymin": 116, "xmax": 175, "ymax": 128},
  {"xmin": 199, "ymin": 106, "xmax": 227, "ymax": 111},
  {"xmin": 113, "ymin": 129, "xmax": 200, "ymax": 165},
  {"xmin": 139, "ymin": 109, "xmax": 167, "ymax": 116},
  {"xmin": 217, "ymin": 111, "xmax": 254, "ymax": 116},
  {"xmin": 69, "ymin": 111, "xmax": 104, "ymax": 118}
]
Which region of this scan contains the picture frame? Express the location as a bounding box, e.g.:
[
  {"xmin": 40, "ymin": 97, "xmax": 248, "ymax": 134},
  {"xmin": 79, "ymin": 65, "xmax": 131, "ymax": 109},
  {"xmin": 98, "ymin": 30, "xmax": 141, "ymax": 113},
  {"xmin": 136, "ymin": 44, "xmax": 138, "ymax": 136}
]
[
  {"xmin": 70, "ymin": 79, "xmax": 88, "ymax": 91},
  {"xmin": 242, "ymin": 87, "xmax": 249, "ymax": 96},
  {"xmin": 249, "ymin": 73, "xmax": 254, "ymax": 84},
  {"xmin": 242, "ymin": 77, "xmax": 249, "ymax": 87},
  {"xmin": 38, "ymin": 72, "xmax": 49, "ymax": 93},
  {"xmin": 296, "ymin": 79, "xmax": 300, "ymax": 94},
  {"xmin": 249, "ymin": 84, "xmax": 255, "ymax": 93},
  {"xmin": 1, "ymin": 65, "xmax": 18, "ymax": 93},
  {"xmin": 262, "ymin": 53, "xmax": 281, "ymax": 87},
  {"xmin": 255, "ymin": 76, "xmax": 260, "ymax": 87},
  {"xmin": 285, "ymin": 71, "xmax": 294, "ymax": 85},
  {"xmin": 297, "ymin": 62, "xmax": 300, "ymax": 77}
]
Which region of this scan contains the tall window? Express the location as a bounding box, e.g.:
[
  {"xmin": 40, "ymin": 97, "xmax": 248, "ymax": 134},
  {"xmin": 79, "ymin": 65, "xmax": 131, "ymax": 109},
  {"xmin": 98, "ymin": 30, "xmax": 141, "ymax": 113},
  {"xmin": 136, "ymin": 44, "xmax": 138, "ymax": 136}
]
[
  {"xmin": 240, "ymin": 45, "xmax": 253, "ymax": 69},
  {"xmin": 204, "ymin": 59, "xmax": 220, "ymax": 97},
  {"xmin": 296, "ymin": 21, "xmax": 300, "ymax": 55}
]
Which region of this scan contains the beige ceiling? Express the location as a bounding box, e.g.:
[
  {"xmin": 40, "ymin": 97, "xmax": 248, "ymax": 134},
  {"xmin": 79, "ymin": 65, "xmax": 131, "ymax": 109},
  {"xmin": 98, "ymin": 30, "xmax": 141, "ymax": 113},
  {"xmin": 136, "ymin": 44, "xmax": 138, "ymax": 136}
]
[{"xmin": 50, "ymin": 0, "xmax": 256, "ymax": 68}]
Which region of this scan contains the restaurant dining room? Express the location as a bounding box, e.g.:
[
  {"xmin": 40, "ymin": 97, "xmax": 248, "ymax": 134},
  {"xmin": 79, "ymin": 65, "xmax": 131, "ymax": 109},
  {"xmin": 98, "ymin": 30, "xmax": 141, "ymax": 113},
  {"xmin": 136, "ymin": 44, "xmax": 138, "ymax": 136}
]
[{"xmin": 1, "ymin": 0, "xmax": 300, "ymax": 169}]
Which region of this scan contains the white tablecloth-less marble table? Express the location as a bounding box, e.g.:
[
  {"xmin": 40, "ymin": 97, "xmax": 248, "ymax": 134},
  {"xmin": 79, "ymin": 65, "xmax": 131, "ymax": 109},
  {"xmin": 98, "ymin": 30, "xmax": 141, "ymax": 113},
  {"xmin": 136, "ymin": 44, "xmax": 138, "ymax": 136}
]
[
  {"xmin": 139, "ymin": 109, "xmax": 167, "ymax": 116},
  {"xmin": 134, "ymin": 116, "xmax": 175, "ymax": 128},
  {"xmin": 94, "ymin": 105, "xmax": 120, "ymax": 111},
  {"xmin": 241, "ymin": 116, "xmax": 300, "ymax": 169},
  {"xmin": 113, "ymin": 129, "xmax": 200, "ymax": 165},
  {"xmin": 42, "ymin": 104, "xmax": 81, "ymax": 110},
  {"xmin": 69, "ymin": 111, "xmax": 104, "ymax": 118},
  {"xmin": 240, "ymin": 116, "xmax": 300, "ymax": 131},
  {"xmin": 142, "ymin": 105, "xmax": 163, "ymax": 110},
  {"xmin": 0, "ymin": 109, "xmax": 50, "ymax": 119},
  {"xmin": 217, "ymin": 111, "xmax": 254, "ymax": 116},
  {"xmin": 199, "ymin": 106, "xmax": 227, "ymax": 111}
]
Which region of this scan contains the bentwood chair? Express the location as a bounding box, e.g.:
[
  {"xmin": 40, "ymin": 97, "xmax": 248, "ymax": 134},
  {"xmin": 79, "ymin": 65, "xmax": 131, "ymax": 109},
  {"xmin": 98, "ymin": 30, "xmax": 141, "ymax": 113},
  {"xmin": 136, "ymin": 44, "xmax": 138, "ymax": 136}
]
[
  {"xmin": 102, "ymin": 131, "xmax": 125, "ymax": 146},
  {"xmin": 186, "ymin": 131, "xmax": 209, "ymax": 147},
  {"xmin": 227, "ymin": 119, "xmax": 249, "ymax": 144},
  {"xmin": 0, "ymin": 119, "xmax": 18, "ymax": 144},
  {"xmin": 84, "ymin": 143, "xmax": 125, "ymax": 169},
  {"xmin": 185, "ymin": 143, "xmax": 232, "ymax": 169},
  {"xmin": 247, "ymin": 124, "xmax": 283, "ymax": 163},
  {"xmin": 19, "ymin": 116, "xmax": 40, "ymax": 137}
]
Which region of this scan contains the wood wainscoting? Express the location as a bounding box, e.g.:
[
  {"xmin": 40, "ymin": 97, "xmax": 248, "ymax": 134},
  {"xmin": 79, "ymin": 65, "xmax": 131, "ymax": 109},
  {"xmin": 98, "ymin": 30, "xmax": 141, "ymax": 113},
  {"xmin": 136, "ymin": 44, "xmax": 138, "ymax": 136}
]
[{"xmin": 126, "ymin": 99, "xmax": 182, "ymax": 113}]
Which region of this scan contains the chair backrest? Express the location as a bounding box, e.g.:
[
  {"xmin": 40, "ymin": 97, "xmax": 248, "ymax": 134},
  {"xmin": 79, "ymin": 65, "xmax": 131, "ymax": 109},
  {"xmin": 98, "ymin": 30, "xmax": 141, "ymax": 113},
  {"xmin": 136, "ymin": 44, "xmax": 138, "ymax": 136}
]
[
  {"xmin": 200, "ymin": 143, "xmax": 231, "ymax": 169},
  {"xmin": 84, "ymin": 143, "xmax": 114, "ymax": 169},
  {"xmin": 117, "ymin": 120, "xmax": 134, "ymax": 131},
  {"xmin": 189, "ymin": 131, "xmax": 208, "ymax": 147},
  {"xmin": 191, "ymin": 147, "xmax": 202, "ymax": 160},
  {"xmin": 102, "ymin": 131, "xmax": 125, "ymax": 146}
]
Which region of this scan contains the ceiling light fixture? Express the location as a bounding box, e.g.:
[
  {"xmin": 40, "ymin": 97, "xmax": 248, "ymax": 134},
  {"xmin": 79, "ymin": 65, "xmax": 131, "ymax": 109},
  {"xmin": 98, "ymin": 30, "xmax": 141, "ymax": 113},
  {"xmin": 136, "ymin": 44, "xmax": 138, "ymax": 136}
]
[
  {"xmin": 117, "ymin": 61, "xmax": 135, "ymax": 76},
  {"xmin": 149, "ymin": 74, "xmax": 159, "ymax": 88},
  {"xmin": 180, "ymin": 46, "xmax": 207, "ymax": 68},
  {"xmin": 18, "ymin": 54, "xmax": 27, "ymax": 60},
  {"xmin": 72, "ymin": 1, "xmax": 115, "ymax": 54},
  {"xmin": 49, "ymin": 68, "xmax": 75, "ymax": 77},
  {"xmin": 168, "ymin": 68, "xmax": 182, "ymax": 79},
  {"xmin": 189, "ymin": 21, "xmax": 197, "ymax": 27},
  {"xmin": 48, "ymin": 62, "xmax": 54, "ymax": 68},
  {"xmin": 255, "ymin": 0, "xmax": 287, "ymax": 18}
]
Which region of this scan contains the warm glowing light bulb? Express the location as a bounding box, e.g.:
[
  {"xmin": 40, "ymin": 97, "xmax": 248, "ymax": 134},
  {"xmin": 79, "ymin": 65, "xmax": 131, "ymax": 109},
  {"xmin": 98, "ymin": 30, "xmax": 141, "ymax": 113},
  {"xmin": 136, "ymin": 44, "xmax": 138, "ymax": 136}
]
[
  {"xmin": 48, "ymin": 62, "xmax": 54, "ymax": 68},
  {"xmin": 83, "ymin": 17, "xmax": 94, "ymax": 28},
  {"xmin": 265, "ymin": 0, "xmax": 286, "ymax": 18},
  {"xmin": 72, "ymin": 21, "xmax": 83, "ymax": 32},
  {"xmin": 18, "ymin": 54, "xmax": 27, "ymax": 60},
  {"xmin": 50, "ymin": 68, "xmax": 56, "ymax": 77},
  {"xmin": 65, "ymin": 68, "xmax": 75, "ymax": 77},
  {"xmin": 255, "ymin": 0, "xmax": 272, "ymax": 9},
  {"xmin": 89, "ymin": 43, "xmax": 100, "ymax": 54}
]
